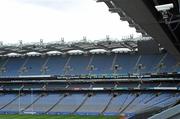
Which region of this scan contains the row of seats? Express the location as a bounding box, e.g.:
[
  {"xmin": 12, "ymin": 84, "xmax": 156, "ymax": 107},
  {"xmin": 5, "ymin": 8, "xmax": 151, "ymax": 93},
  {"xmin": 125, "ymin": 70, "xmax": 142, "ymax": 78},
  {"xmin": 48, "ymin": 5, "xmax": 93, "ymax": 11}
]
[
  {"xmin": 0, "ymin": 93, "xmax": 179, "ymax": 116},
  {"xmin": 0, "ymin": 53, "xmax": 179, "ymax": 77},
  {"xmin": 1, "ymin": 82, "xmax": 179, "ymax": 90}
]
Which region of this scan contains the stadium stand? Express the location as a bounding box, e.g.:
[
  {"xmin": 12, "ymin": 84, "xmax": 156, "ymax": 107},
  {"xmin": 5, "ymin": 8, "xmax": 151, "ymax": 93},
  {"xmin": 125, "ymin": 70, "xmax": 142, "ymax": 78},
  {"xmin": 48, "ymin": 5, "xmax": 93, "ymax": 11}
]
[
  {"xmin": 45, "ymin": 55, "xmax": 68, "ymax": 75},
  {"xmin": 0, "ymin": 52, "xmax": 180, "ymax": 77},
  {"xmin": 0, "ymin": 94, "xmax": 18, "ymax": 110},
  {"xmin": 6, "ymin": 1, "xmax": 180, "ymax": 119},
  {"xmin": 76, "ymin": 93, "xmax": 111, "ymax": 115},
  {"xmin": 1, "ymin": 94, "xmax": 38, "ymax": 114},
  {"xmin": 0, "ymin": 28, "xmax": 179, "ymax": 119},
  {"xmin": 0, "ymin": 0, "xmax": 180, "ymax": 118},
  {"xmin": 0, "ymin": 92, "xmax": 178, "ymax": 118},
  {"xmin": 24, "ymin": 94, "xmax": 61, "ymax": 114},
  {"xmin": 50, "ymin": 93, "xmax": 86, "ymax": 114},
  {"xmin": 66, "ymin": 55, "xmax": 90, "ymax": 75}
]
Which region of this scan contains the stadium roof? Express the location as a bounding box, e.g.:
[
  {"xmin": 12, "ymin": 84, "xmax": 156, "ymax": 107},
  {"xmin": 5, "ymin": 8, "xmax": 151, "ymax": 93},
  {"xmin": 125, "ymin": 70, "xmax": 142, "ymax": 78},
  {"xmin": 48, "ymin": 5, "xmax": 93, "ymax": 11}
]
[
  {"xmin": 98, "ymin": 0, "xmax": 180, "ymax": 60},
  {"xmin": 0, "ymin": 37, "xmax": 151, "ymax": 55}
]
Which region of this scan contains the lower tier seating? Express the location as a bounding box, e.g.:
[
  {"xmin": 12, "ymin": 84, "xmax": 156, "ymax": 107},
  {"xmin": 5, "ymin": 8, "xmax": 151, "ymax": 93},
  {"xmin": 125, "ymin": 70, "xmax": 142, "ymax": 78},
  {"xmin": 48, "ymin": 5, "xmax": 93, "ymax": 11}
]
[{"xmin": 0, "ymin": 92, "xmax": 179, "ymax": 116}]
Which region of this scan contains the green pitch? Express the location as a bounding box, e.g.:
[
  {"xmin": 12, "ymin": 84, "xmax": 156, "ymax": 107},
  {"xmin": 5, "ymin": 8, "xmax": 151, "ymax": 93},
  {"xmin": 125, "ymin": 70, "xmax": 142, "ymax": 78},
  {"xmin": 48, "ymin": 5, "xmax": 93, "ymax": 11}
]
[{"xmin": 0, "ymin": 114, "xmax": 118, "ymax": 119}]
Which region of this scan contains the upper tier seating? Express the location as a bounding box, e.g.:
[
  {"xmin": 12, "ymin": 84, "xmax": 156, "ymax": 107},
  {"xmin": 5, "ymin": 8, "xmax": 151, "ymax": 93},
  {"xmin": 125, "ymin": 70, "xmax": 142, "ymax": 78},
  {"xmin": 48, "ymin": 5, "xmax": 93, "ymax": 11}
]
[
  {"xmin": 135, "ymin": 54, "xmax": 163, "ymax": 74},
  {"xmin": 22, "ymin": 56, "xmax": 47, "ymax": 75},
  {"xmin": 90, "ymin": 54, "xmax": 114, "ymax": 75},
  {"xmin": 2, "ymin": 57, "xmax": 25, "ymax": 76},
  {"xmin": 0, "ymin": 53, "xmax": 179, "ymax": 77},
  {"xmin": 45, "ymin": 55, "xmax": 68, "ymax": 75},
  {"xmin": 114, "ymin": 54, "xmax": 138, "ymax": 75},
  {"xmin": 65, "ymin": 55, "xmax": 90, "ymax": 75}
]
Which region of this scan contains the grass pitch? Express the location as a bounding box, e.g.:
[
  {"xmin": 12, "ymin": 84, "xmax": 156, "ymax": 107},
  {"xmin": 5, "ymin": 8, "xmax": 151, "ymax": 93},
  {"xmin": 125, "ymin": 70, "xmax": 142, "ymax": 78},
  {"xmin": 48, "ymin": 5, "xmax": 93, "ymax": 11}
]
[{"xmin": 0, "ymin": 114, "xmax": 118, "ymax": 119}]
